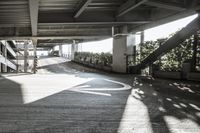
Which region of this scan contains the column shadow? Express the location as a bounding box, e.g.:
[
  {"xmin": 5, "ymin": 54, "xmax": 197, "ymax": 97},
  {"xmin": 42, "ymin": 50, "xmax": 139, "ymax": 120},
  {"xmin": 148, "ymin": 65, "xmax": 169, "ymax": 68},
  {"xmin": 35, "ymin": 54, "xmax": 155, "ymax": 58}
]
[{"xmin": 132, "ymin": 76, "xmax": 200, "ymax": 133}]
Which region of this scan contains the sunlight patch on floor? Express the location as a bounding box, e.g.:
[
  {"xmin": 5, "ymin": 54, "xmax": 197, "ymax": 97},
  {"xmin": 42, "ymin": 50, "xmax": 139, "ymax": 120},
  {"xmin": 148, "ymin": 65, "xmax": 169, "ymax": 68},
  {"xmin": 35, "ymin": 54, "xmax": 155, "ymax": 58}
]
[
  {"xmin": 118, "ymin": 95, "xmax": 153, "ymax": 133},
  {"xmin": 38, "ymin": 57, "xmax": 68, "ymax": 67},
  {"xmin": 5, "ymin": 74, "xmax": 132, "ymax": 104},
  {"xmin": 164, "ymin": 116, "xmax": 200, "ymax": 133},
  {"xmin": 7, "ymin": 74, "xmax": 93, "ymax": 104}
]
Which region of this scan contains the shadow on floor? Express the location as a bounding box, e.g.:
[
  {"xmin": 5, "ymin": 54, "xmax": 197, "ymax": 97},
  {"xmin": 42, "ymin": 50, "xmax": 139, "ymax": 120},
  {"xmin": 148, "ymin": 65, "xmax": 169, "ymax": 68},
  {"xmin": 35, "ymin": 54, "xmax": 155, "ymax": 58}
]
[
  {"xmin": 0, "ymin": 76, "xmax": 130, "ymax": 133},
  {"xmin": 132, "ymin": 76, "xmax": 200, "ymax": 133},
  {"xmin": 0, "ymin": 72, "xmax": 33, "ymax": 78},
  {"xmin": 0, "ymin": 76, "xmax": 24, "ymax": 132}
]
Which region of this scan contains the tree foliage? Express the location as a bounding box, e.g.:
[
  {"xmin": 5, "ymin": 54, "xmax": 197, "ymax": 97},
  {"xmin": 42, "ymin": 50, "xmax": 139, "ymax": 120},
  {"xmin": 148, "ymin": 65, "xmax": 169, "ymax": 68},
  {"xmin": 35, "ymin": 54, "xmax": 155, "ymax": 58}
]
[{"xmin": 137, "ymin": 33, "xmax": 199, "ymax": 72}]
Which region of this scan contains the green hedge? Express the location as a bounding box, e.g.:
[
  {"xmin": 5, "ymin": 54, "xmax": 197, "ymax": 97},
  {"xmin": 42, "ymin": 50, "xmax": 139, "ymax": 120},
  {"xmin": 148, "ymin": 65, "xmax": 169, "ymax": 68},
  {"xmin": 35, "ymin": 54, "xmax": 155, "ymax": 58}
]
[
  {"xmin": 74, "ymin": 52, "xmax": 112, "ymax": 66},
  {"xmin": 136, "ymin": 33, "xmax": 200, "ymax": 72}
]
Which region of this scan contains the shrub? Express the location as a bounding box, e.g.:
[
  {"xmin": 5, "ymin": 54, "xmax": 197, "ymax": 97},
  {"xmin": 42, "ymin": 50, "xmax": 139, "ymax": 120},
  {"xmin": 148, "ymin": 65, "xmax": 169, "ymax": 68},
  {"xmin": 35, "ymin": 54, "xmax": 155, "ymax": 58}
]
[
  {"xmin": 74, "ymin": 52, "xmax": 112, "ymax": 66},
  {"xmin": 136, "ymin": 32, "xmax": 199, "ymax": 72}
]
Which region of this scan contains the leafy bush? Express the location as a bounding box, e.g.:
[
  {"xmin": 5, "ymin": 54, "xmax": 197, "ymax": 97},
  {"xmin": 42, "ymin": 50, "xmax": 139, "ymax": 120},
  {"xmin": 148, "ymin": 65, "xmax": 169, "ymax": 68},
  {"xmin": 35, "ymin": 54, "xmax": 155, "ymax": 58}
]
[
  {"xmin": 74, "ymin": 52, "xmax": 112, "ymax": 66},
  {"xmin": 136, "ymin": 33, "xmax": 199, "ymax": 72}
]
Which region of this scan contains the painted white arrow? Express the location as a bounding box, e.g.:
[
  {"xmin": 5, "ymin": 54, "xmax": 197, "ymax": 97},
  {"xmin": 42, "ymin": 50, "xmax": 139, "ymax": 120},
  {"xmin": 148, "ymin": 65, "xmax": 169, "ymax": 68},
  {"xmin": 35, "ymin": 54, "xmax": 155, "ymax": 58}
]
[{"xmin": 69, "ymin": 79, "xmax": 132, "ymax": 96}]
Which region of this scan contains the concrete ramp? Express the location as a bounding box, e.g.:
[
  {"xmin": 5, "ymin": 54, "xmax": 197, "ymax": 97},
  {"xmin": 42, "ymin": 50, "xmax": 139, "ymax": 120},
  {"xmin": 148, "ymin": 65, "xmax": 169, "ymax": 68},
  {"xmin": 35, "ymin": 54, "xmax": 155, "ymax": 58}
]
[
  {"xmin": 37, "ymin": 57, "xmax": 100, "ymax": 74},
  {"xmin": 37, "ymin": 57, "xmax": 71, "ymax": 74},
  {"xmin": 131, "ymin": 15, "xmax": 200, "ymax": 73}
]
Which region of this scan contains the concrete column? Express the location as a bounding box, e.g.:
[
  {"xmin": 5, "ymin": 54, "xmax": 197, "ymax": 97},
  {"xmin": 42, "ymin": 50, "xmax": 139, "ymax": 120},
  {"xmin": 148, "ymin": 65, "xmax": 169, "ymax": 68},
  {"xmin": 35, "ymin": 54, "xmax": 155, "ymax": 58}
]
[
  {"xmin": 140, "ymin": 31, "xmax": 144, "ymax": 61},
  {"xmin": 24, "ymin": 41, "xmax": 29, "ymax": 73},
  {"xmin": 140, "ymin": 31, "xmax": 144, "ymax": 43},
  {"xmin": 112, "ymin": 35, "xmax": 135, "ymax": 73},
  {"xmin": 32, "ymin": 39, "xmax": 37, "ymax": 74},
  {"xmin": 16, "ymin": 43, "xmax": 19, "ymax": 73},
  {"xmin": 59, "ymin": 45, "xmax": 63, "ymax": 57},
  {"xmin": 2, "ymin": 41, "xmax": 7, "ymax": 73},
  {"xmin": 71, "ymin": 41, "xmax": 78, "ymax": 61},
  {"xmin": 191, "ymin": 34, "xmax": 198, "ymax": 71},
  {"xmin": 48, "ymin": 49, "xmax": 51, "ymax": 56}
]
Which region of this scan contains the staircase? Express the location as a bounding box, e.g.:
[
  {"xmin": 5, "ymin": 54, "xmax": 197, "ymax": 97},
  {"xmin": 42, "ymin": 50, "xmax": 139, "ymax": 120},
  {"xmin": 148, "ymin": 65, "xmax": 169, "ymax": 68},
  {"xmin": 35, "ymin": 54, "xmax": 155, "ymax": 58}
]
[{"xmin": 131, "ymin": 15, "xmax": 200, "ymax": 73}]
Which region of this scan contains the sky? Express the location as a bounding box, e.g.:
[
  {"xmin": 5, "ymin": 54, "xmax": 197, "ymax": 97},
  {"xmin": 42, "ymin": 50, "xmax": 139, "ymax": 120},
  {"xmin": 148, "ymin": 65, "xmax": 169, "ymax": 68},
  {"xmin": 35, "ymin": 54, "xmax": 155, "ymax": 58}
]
[
  {"xmin": 144, "ymin": 14, "xmax": 198, "ymax": 41},
  {"xmin": 54, "ymin": 14, "xmax": 198, "ymax": 55},
  {"xmin": 79, "ymin": 38, "xmax": 113, "ymax": 53}
]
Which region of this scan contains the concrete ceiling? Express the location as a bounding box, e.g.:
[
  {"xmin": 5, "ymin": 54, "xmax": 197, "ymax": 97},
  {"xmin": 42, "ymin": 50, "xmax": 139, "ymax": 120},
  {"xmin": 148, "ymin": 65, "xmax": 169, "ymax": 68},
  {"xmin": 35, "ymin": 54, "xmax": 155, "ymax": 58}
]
[{"xmin": 0, "ymin": 0, "xmax": 199, "ymax": 47}]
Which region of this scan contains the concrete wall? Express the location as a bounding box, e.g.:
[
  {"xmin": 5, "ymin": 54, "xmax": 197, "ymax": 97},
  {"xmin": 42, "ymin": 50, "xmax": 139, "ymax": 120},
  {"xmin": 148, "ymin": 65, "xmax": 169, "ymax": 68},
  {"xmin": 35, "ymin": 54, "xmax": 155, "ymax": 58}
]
[
  {"xmin": 154, "ymin": 71, "xmax": 182, "ymax": 80},
  {"xmin": 187, "ymin": 72, "xmax": 200, "ymax": 81}
]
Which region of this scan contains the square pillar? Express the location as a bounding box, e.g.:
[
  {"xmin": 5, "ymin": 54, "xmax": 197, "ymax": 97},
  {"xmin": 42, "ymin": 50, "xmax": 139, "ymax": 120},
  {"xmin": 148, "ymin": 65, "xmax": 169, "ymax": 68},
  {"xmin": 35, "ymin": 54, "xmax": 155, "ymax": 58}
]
[
  {"xmin": 59, "ymin": 45, "xmax": 63, "ymax": 57},
  {"xmin": 2, "ymin": 41, "xmax": 7, "ymax": 73},
  {"xmin": 112, "ymin": 35, "xmax": 135, "ymax": 73},
  {"xmin": 24, "ymin": 41, "xmax": 29, "ymax": 73},
  {"xmin": 32, "ymin": 39, "xmax": 37, "ymax": 74},
  {"xmin": 71, "ymin": 41, "xmax": 78, "ymax": 61},
  {"xmin": 140, "ymin": 31, "xmax": 145, "ymax": 62}
]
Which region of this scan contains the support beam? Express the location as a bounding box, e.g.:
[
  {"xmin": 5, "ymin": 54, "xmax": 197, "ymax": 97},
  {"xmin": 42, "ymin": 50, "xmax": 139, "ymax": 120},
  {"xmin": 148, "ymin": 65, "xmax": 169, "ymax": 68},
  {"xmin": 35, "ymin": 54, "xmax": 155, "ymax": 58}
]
[
  {"xmin": 29, "ymin": 0, "xmax": 39, "ymax": 36},
  {"xmin": 39, "ymin": 21, "xmax": 149, "ymax": 26},
  {"xmin": 128, "ymin": 6, "xmax": 200, "ymax": 33},
  {"xmin": 117, "ymin": 0, "xmax": 147, "ymax": 17},
  {"xmin": 39, "ymin": 11, "xmax": 151, "ymax": 24},
  {"xmin": 74, "ymin": 0, "xmax": 92, "ymax": 18},
  {"xmin": 0, "ymin": 36, "xmax": 110, "ymax": 40},
  {"xmin": 145, "ymin": 0, "xmax": 186, "ymax": 11}
]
